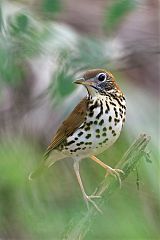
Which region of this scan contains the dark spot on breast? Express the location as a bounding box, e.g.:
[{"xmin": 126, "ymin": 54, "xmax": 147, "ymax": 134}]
[
  {"xmin": 103, "ymin": 127, "xmax": 107, "ymax": 131},
  {"xmin": 96, "ymin": 129, "xmax": 100, "ymax": 133},
  {"xmin": 85, "ymin": 142, "xmax": 92, "ymax": 145},
  {"xmin": 112, "ymin": 130, "xmax": 116, "ymax": 135},
  {"xmin": 78, "ymin": 132, "xmax": 83, "ymax": 137},
  {"xmin": 114, "ymin": 107, "xmax": 118, "ymax": 118},
  {"xmin": 75, "ymin": 142, "xmax": 83, "ymax": 147},
  {"xmin": 110, "ymin": 101, "xmax": 116, "ymax": 106},
  {"xmin": 72, "ymin": 149, "xmax": 77, "ymax": 152},
  {"xmin": 99, "ymin": 119, "xmax": 104, "ymax": 126},
  {"xmin": 87, "ymin": 121, "xmax": 93, "ymax": 126},
  {"xmin": 94, "ymin": 120, "xmax": 98, "ymax": 124},
  {"xmin": 109, "ymin": 116, "xmax": 112, "ymax": 122},
  {"xmin": 96, "ymin": 135, "xmax": 100, "ymax": 138},
  {"xmin": 89, "ymin": 101, "xmax": 98, "ymax": 111},
  {"xmin": 75, "ymin": 147, "xmax": 81, "ymax": 152},
  {"xmin": 96, "ymin": 100, "xmax": 103, "ymax": 119},
  {"xmin": 114, "ymin": 118, "xmax": 120, "ymax": 122},
  {"xmin": 105, "ymin": 101, "xmax": 110, "ymax": 113},
  {"xmin": 85, "ymin": 126, "xmax": 90, "ymax": 131},
  {"xmin": 89, "ymin": 112, "xmax": 94, "ymax": 117},
  {"xmin": 103, "ymin": 138, "xmax": 109, "ymax": 143},
  {"xmin": 79, "ymin": 124, "xmax": 85, "ymax": 129},
  {"xmin": 86, "ymin": 134, "xmax": 91, "ymax": 139},
  {"xmin": 109, "ymin": 126, "xmax": 112, "ymax": 130},
  {"xmin": 67, "ymin": 140, "xmax": 75, "ymax": 145},
  {"xmin": 102, "ymin": 132, "xmax": 107, "ymax": 137}
]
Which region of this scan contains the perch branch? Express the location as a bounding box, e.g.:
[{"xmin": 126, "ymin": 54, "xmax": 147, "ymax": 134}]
[{"xmin": 62, "ymin": 133, "xmax": 151, "ymax": 240}]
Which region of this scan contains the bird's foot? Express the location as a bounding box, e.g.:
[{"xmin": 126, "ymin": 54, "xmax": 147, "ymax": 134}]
[
  {"xmin": 83, "ymin": 194, "xmax": 102, "ymax": 213},
  {"xmin": 105, "ymin": 166, "xmax": 124, "ymax": 187},
  {"xmin": 90, "ymin": 156, "xmax": 124, "ymax": 187}
]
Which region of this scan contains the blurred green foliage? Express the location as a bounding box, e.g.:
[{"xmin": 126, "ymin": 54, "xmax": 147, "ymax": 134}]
[
  {"xmin": 42, "ymin": 0, "xmax": 61, "ymax": 14},
  {"xmin": 13, "ymin": 13, "xmax": 29, "ymax": 33},
  {"xmin": 0, "ymin": 11, "xmax": 52, "ymax": 86},
  {"xmin": 52, "ymin": 49, "xmax": 75, "ymax": 99},
  {"xmin": 104, "ymin": 0, "xmax": 136, "ymax": 31}
]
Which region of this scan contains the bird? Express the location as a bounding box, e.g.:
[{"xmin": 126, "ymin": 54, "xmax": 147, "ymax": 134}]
[{"xmin": 29, "ymin": 69, "xmax": 126, "ymax": 212}]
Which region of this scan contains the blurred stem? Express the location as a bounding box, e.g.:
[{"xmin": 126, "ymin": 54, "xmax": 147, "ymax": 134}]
[{"xmin": 62, "ymin": 133, "xmax": 151, "ymax": 240}]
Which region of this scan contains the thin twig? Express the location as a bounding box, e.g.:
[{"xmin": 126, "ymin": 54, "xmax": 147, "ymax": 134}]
[{"xmin": 62, "ymin": 133, "xmax": 151, "ymax": 240}]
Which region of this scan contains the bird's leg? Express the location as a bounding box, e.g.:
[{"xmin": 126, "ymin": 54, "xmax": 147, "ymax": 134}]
[
  {"xmin": 73, "ymin": 161, "xmax": 102, "ymax": 213},
  {"xmin": 90, "ymin": 155, "xmax": 124, "ymax": 187}
]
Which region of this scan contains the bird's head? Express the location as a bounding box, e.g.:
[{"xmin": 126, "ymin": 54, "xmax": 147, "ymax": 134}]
[{"xmin": 74, "ymin": 69, "xmax": 122, "ymax": 97}]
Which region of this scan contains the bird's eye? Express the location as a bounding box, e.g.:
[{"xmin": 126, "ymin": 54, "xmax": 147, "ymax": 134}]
[{"xmin": 97, "ymin": 73, "xmax": 106, "ymax": 82}]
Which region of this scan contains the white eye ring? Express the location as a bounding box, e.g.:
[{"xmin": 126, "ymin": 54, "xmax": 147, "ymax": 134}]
[{"xmin": 97, "ymin": 73, "xmax": 106, "ymax": 82}]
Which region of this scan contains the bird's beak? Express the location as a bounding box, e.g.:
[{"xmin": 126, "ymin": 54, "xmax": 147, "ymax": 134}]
[{"xmin": 74, "ymin": 78, "xmax": 94, "ymax": 87}]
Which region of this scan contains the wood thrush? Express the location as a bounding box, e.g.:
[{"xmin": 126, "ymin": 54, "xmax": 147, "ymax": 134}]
[{"xmin": 29, "ymin": 69, "xmax": 126, "ymax": 212}]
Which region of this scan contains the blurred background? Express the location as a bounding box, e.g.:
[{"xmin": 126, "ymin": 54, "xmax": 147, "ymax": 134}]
[{"xmin": 0, "ymin": 0, "xmax": 159, "ymax": 239}]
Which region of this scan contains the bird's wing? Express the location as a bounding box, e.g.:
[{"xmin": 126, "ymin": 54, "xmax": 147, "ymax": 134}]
[
  {"xmin": 44, "ymin": 97, "xmax": 89, "ymax": 157},
  {"xmin": 29, "ymin": 97, "xmax": 89, "ymax": 180}
]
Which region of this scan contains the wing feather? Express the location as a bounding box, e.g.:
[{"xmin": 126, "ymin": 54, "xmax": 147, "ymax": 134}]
[{"xmin": 44, "ymin": 97, "xmax": 89, "ymax": 157}]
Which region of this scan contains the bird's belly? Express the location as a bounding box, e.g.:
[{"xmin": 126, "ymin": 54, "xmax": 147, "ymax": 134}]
[{"xmin": 62, "ymin": 105, "xmax": 124, "ymax": 159}]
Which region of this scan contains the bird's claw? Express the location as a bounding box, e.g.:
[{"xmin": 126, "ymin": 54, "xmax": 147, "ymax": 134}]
[
  {"xmin": 83, "ymin": 194, "xmax": 102, "ymax": 213},
  {"xmin": 105, "ymin": 167, "xmax": 124, "ymax": 188},
  {"xmin": 88, "ymin": 195, "xmax": 101, "ymax": 199}
]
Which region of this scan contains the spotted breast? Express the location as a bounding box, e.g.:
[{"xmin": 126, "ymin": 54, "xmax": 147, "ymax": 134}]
[{"xmin": 61, "ymin": 93, "xmax": 126, "ymax": 159}]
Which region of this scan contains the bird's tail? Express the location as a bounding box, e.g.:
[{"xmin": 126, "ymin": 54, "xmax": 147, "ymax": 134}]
[
  {"xmin": 28, "ymin": 162, "xmax": 48, "ymax": 180},
  {"xmin": 28, "ymin": 151, "xmax": 66, "ymax": 180}
]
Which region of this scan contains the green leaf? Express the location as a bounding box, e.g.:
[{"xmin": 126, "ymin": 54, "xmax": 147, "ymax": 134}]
[
  {"xmin": 56, "ymin": 70, "xmax": 75, "ymax": 97},
  {"xmin": 0, "ymin": 42, "xmax": 23, "ymax": 85},
  {"xmin": 9, "ymin": 14, "xmax": 29, "ymax": 35},
  {"xmin": 42, "ymin": 0, "xmax": 61, "ymax": 14},
  {"xmin": 16, "ymin": 14, "xmax": 29, "ymax": 32},
  {"xmin": 104, "ymin": 0, "xmax": 136, "ymax": 31},
  {"xmin": 49, "ymin": 49, "xmax": 76, "ymax": 100}
]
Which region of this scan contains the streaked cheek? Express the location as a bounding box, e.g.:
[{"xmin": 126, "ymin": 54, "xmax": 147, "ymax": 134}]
[{"xmin": 98, "ymin": 82, "xmax": 113, "ymax": 91}]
